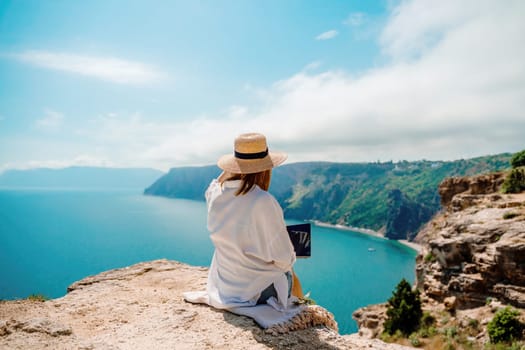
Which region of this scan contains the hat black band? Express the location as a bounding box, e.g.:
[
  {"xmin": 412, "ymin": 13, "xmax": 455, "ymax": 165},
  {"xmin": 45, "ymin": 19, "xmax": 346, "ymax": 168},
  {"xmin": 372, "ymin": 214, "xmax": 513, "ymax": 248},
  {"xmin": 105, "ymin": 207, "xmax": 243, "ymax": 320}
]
[{"xmin": 234, "ymin": 148, "xmax": 268, "ymax": 160}]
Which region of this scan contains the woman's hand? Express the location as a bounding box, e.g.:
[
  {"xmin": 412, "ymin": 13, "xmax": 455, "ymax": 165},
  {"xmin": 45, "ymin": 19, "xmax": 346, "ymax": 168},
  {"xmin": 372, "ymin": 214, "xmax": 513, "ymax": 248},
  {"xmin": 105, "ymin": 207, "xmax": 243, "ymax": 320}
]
[{"xmin": 291, "ymin": 269, "xmax": 304, "ymax": 298}]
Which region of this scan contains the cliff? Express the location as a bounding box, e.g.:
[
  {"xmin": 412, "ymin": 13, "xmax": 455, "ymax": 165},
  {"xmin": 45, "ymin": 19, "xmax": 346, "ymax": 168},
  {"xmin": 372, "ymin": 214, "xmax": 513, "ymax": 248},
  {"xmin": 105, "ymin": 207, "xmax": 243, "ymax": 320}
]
[
  {"xmin": 353, "ymin": 171, "xmax": 525, "ymax": 348},
  {"xmin": 0, "ymin": 259, "xmax": 412, "ymax": 350},
  {"xmin": 416, "ymin": 172, "xmax": 525, "ymax": 309},
  {"xmin": 144, "ymin": 154, "xmax": 511, "ymax": 241},
  {"xmin": 144, "ymin": 166, "xmax": 220, "ymax": 199}
]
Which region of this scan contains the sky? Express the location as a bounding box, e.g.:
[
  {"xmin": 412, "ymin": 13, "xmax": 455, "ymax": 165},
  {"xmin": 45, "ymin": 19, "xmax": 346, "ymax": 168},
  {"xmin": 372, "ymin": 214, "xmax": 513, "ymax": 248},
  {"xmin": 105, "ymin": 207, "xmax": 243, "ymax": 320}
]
[{"xmin": 0, "ymin": 0, "xmax": 524, "ymax": 172}]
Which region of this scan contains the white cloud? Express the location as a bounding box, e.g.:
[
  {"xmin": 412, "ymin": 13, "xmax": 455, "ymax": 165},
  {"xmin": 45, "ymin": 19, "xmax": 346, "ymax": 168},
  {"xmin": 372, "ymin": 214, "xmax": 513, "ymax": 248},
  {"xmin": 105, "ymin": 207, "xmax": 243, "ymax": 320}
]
[
  {"xmin": 315, "ymin": 30, "xmax": 338, "ymax": 41},
  {"xmin": 0, "ymin": 133, "xmax": 116, "ymax": 173},
  {"xmin": 135, "ymin": 0, "xmax": 522, "ymax": 166},
  {"xmin": 227, "ymin": 105, "xmax": 249, "ymax": 119},
  {"xmin": 74, "ymin": 112, "xmax": 237, "ymax": 169},
  {"xmin": 1, "ymin": 155, "xmax": 113, "ymax": 172},
  {"xmin": 302, "ymin": 61, "xmax": 322, "ymax": 72},
  {"xmin": 34, "ymin": 109, "xmax": 64, "ymax": 131},
  {"xmin": 343, "ymin": 12, "xmax": 365, "ymax": 27},
  {"xmin": 3, "ymin": 0, "xmax": 524, "ymax": 171},
  {"xmin": 380, "ymin": 0, "xmax": 498, "ymax": 60},
  {"xmin": 12, "ymin": 51, "xmax": 164, "ymax": 85}
]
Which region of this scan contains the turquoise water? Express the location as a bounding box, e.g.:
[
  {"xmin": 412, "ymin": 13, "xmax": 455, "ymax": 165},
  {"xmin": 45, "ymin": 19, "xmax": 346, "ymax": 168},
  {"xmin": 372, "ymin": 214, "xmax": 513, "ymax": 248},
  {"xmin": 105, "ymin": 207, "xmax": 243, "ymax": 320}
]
[{"xmin": 0, "ymin": 188, "xmax": 416, "ymax": 334}]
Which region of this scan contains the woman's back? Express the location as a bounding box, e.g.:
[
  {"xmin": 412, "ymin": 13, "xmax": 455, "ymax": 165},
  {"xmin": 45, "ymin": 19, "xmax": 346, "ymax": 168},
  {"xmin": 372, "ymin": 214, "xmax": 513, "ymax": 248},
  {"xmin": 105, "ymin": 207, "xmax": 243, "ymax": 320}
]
[{"xmin": 205, "ymin": 178, "xmax": 295, "ymax": 308}]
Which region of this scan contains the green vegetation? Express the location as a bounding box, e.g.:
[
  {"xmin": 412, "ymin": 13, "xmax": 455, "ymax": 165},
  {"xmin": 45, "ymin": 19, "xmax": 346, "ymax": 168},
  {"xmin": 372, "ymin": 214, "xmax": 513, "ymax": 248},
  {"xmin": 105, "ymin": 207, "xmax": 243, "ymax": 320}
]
[
  {"xmin": 421, "ymin": 311, "xmax": 436, "ymax": 328},
  {"xmin": 409, "ymin": 332, "xmax": 422, "ymax": 347},
  {"xmin": 502, "ymin": 167, "xmax": 525, "ymax": 194},
  {"xmin": 424, "ymin": 252, "xmax": 437, "ymax": 263},
  {"xmin": 293, "ymin": 291, "xmax": 316, "ymax": 305},
  {"xmin": 383, "ymin": 278, "xmax": 423, "ymax": 336},
  {"xmin": 382, "ymin": 306, "xmax": 525, "ymax": 350},
  {"xmin": 468, "ymin": 318, "xmax": 479, "ymax": 329},
  {"xmin": 274, "ymin": 154, "xmax": 510, "ymax": 240},
  {"xmin": 503, "ymin": 212, "xmax": 520, "ymax": 220},
  {"xmin": 510, "ymin": 149, "xmax": 525, "ymax": 168},
  {"xmin": 502, "ymin": 149, "xmax": 525, "ymax": 194},
  {"xmin": 484, "ymin": 342, "xmax": 525, "ymax": 350},
  {"xmin": 147, "ymin": 153, "xmax": 512, "ymax": 240},
  {"xmin": 27, "ymin": 293, "xmax": 49, "ymax": 302},
  {"xmin": 487, "ymin": 307, "xmax": 524, "ymax": 344},
  {"xmin": 412, "ymin": 312, "xmax": 438, "ymax": 343}
]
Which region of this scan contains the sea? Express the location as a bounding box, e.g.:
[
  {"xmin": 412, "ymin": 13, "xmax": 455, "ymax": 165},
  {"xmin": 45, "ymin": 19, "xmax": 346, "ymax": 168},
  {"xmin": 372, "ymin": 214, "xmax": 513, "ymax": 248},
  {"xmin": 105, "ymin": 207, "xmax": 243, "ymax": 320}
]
[{"xmin": 0, "ymin": 187, "xmax": 416, "ymax": 334}]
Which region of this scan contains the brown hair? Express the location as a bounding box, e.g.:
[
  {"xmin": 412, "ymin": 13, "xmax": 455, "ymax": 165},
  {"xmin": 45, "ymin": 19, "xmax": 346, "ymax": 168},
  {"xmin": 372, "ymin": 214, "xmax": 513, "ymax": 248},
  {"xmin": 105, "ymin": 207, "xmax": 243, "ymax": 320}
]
[{"xmin": 224, "ymin": 170, "xmax": 272, "ymax": 195}]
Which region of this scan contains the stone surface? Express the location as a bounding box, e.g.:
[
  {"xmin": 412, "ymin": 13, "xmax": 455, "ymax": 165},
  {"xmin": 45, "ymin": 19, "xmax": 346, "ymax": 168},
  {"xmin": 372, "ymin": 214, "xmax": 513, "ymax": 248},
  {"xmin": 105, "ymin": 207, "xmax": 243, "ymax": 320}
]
[
  {"xmin": 352, "ymin": 304, "xmax": 388, "ymax": 339},
  {"xmin": 416, "ymin": 186, "xmax": 525, "ymax": 309},
  {"xmin": 354, "ymin": 172, "xmax": 524, "ymax": 349},
  {"xmin": 0, "ymin": 259, "xmax": 412, "ymax": 350},
  {"xmin": 444, "ymin": 296, "xmax": 457, "ymax": 311},
  {"xmin": 438, "ymin": 172, "xmax": 506, "ymax": 208}
]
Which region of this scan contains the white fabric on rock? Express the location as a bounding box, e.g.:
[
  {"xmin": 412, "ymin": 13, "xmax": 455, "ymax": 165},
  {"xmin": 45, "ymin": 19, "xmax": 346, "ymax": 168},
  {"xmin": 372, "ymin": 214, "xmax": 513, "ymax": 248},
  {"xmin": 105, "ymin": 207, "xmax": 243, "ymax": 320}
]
[{"xmin": 183, "ymin": 291, "xmax": 304, "ymax": 329}]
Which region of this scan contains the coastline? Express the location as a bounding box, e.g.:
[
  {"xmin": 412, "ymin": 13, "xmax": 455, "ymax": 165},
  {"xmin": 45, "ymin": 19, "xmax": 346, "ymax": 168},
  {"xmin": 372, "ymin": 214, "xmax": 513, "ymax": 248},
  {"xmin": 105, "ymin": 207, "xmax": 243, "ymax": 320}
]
[
  {"xmin": 397, "ymin": 239, "xmax": 423, "ymax": 253},
  {"xmin": 310, "ymin": 220, "xmax": 422, "ymax": 253}
]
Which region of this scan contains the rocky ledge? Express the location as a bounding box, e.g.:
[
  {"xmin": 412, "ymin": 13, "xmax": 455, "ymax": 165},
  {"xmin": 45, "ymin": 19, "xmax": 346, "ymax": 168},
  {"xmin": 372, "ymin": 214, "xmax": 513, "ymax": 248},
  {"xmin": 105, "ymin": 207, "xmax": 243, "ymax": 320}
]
[
  {"xmin": 353, "ymin": 172, "xmax": 525, "ymax": 346},
  {"xmin": 417, "ymin": 173, "xmax": 525, "ymax": 309},
  {"xmin": 0, "ymin": 259, "xmax": 411, "ymax": 349}
]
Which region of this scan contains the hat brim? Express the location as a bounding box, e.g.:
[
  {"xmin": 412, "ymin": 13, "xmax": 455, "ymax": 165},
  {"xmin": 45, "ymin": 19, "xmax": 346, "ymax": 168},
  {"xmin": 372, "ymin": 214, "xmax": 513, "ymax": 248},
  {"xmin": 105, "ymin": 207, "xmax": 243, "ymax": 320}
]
[{"xmin": 217, "ymin": 151, "xmax": 287, "ymax": 174}]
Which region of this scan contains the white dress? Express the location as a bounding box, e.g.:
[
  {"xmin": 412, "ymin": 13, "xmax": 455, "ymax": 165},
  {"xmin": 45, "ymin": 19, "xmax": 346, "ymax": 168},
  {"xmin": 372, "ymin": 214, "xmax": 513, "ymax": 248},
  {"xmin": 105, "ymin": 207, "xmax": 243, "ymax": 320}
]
[{"xmin": 205, "ymin": 179, "xmax": 296, "ymax": 310}]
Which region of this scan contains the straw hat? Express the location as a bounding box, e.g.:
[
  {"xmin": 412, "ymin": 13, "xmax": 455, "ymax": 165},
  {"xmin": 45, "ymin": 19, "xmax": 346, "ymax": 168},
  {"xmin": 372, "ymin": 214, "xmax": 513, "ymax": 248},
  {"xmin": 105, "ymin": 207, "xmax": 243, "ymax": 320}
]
[{"xmin": 217, "ymin": 133, "xmax": 287, "ymax": 174}]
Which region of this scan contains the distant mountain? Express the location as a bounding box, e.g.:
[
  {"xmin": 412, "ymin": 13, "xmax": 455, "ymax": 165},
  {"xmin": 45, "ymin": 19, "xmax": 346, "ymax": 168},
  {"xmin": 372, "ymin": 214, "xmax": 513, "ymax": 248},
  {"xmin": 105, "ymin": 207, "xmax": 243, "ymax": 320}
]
[
  {"xmin": 0, "ymin": 167, "xmax": 164, "ymax": 189},
  {"xmin": 144, "ymin": 154, "xmax": 512, "ymax": 240},
  {"xmin": 144, "ymin": 166, "xmax": 221, "ymax": 199}
]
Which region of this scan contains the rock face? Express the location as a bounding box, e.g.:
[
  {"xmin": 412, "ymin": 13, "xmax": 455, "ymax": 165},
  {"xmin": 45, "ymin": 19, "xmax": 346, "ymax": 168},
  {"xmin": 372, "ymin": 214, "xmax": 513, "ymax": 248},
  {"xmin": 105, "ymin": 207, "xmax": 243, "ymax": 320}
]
[
  {"xmin": 352, "ymin": 304, "xmax": 388, "ymax": 339},
  {"xmin": 353, "ymin": 172, "xmax": 525, "ymax": 347},
  {"xmin": 437, "ymin": 172, "xmax": 506, "ymax": 208},
  {"xmin": 384, "ymin": 188, "xmax": 435, "ymax": 240},
  {"xmin": 0, "ymin": 259, "xmax": 411, "ymax": 350},
  {"xmin": 416, "ymin": 173, "xmax": 525, "ymax": 309}
]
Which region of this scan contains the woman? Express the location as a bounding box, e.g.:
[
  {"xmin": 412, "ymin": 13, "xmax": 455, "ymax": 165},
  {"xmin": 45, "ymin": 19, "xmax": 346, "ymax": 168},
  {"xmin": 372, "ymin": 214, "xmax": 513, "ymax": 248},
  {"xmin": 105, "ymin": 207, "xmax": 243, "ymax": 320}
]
[{"xmin": 205, "ymin": 132, "xmax": 301, "ymax": 311}]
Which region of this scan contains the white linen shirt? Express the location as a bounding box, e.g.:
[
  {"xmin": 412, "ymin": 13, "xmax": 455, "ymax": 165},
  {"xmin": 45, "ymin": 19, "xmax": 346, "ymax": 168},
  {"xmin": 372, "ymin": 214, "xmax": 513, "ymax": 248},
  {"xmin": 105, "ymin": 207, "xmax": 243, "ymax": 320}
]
[{"xmin": 205, "ymin": 179, "xmax": 296, "ymax": 310}]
